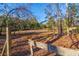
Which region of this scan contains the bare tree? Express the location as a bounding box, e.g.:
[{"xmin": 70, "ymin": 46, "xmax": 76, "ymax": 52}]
[{"xmin": 0, "ymin": 3, "xmax": 34, "ymax": 56}]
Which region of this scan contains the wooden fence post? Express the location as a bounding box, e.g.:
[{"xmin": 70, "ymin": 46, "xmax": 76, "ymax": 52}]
[{"xmin": 28, "ymin": 39, "xmax": 34, "ymax": 56}]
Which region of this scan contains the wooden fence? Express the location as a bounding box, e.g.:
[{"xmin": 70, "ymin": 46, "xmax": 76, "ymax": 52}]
[{"xmin": 28, "ymin": 39, "xmax": 79, "ymax": 56}]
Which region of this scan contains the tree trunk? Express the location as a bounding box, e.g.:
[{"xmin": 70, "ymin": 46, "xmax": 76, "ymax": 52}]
[
  {"xmin": 6, "ymin": 26, "xmax": 11, "ymax": 56},
  {"xmin": 58, "ymin": 19, "xmax": 63, "ymax": 35},
  {"xmin": 0, "ymin": 26, "xmax": 2, "ymax": 35}
]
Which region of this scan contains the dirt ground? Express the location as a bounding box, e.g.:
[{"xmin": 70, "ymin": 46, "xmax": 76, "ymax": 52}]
[
  {"xmin": 0, "ymin": 30, "xmax": 55, "ymax": 56},
  {"xmin": 0, "ymin": 30, "xmax": 79, "ymax": 55}
]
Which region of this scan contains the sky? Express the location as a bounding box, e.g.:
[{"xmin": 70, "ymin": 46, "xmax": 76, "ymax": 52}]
[
  {"xmin": 0, "ymin": 3, "xmax": 66, "ymax": 22},
  {"xmin": 30, "ymin": 3, "xmax": 66, "ymax": 22},
  {"xmin": 30, "ymin": 3, "xmax": 48, "ymax": 22}
]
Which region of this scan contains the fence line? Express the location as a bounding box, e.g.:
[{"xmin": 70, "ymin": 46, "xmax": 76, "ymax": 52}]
[{"xmin": 28, "ymin": 39, "xmax": 79, "ymax": 56}]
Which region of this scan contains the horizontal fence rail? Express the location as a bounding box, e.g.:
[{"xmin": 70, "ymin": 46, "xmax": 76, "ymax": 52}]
[{"xmin": 28, "ymin": 39, "xmax": 79, "ymax": 56}]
